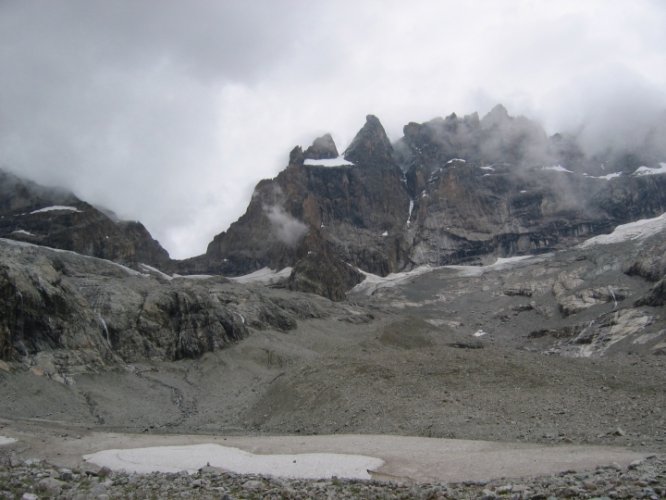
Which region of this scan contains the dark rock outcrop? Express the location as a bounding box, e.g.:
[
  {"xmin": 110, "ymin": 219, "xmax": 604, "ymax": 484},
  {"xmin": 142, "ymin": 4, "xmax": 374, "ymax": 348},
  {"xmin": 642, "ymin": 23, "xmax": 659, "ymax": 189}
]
[
  {"xmin": 0, "ymin": 169, "xmax": 170, "ymax": 269},
  {"xmin": 0, "ymin": 238, "xmax": 331, "ymax": 372}
]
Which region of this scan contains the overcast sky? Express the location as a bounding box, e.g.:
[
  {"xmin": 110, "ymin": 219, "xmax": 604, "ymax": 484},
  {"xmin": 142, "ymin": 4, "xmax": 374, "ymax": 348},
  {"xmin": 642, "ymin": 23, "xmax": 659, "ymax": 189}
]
[{"xmin": 1, "ymin": 0, "xmax": 665, "ymax": 258}]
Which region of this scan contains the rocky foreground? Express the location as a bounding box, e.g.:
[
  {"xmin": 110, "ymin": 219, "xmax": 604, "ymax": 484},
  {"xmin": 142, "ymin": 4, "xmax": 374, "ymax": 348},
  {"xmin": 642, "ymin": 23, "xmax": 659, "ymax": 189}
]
[{"xmin": 0, "ymin": 453, "xmax": 664, "ymax": 499}]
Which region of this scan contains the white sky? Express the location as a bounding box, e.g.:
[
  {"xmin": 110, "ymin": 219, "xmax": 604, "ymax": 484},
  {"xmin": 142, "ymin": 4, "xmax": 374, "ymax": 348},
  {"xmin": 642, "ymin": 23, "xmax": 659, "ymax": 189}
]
[{"xmin": 1, "ymin": 0, "xmax": 665, "ymax": 258}]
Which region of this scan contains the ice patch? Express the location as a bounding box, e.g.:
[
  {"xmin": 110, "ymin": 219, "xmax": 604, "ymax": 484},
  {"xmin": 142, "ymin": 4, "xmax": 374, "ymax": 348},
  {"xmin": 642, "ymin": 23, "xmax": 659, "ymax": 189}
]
[
  {"xmin": 229, "ymin": 267, "xmax": 292, "ymax": 285},
  {"xmin": 29, "ymin": 205, "xmax": 81, "ymax": 214},
  {"xmin": 580, "ymin": 213, "xmax": 666, "ymax": 248},
  {"xmin": 0, "ymin": 436, "xmax": 16, "ymax": 446},
  {"xmin": 304, "ymin": 157, "xmax": 354, "ymax": 167},
  {"xmin": 542, "ymin": 165, "xmax": 573, "ymax": 173},
  {"xmin": 633, "ymin": 163, "xmax": 666, "ymax": 176},
  {"xmin": 84, "ymin": 444, "xmax": 384, "ymax": 479}
]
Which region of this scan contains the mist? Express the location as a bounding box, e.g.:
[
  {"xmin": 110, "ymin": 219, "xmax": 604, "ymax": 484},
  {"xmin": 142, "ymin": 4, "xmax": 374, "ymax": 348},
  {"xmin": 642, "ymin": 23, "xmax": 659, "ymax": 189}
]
[{"xmin": 1, "ymin": 0, "xmax": 665, "ymax": 258}]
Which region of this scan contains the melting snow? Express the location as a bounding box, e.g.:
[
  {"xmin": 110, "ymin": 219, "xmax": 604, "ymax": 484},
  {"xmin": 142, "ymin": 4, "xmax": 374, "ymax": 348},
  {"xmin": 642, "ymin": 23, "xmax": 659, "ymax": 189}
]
[
  {"xmin": 84, "ymin": 444, "xmax": 383, "ymax": 479},
  {"xmin": 229, "ymin": 267, "xmax": 292, "ymax": 285},
  {"xmin": 304, "ymin": 157, "xmax": 354, "ymax": 167},
  {"xmin": 0, "ymin": 437, "xmax": 16, "ymax": 446},
  {"xmin": 542, "ymin": 165, "xmax": 573, "ymax": 173},
  {"xmin": 633, "ymin": 163, "xmax": 666, "ymax": 176},
  {"xmin": 580, "ymin": 213, "xmax": 666, "ymax": 248},
  {"xmin": 29, "ymin": 205, "xmax": 81, "ymax": 214}
]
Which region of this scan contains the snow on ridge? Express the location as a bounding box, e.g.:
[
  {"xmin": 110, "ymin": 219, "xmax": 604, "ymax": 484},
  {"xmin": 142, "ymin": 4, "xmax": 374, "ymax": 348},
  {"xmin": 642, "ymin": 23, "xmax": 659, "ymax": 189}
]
[
  {"xmin": 633, "ymin": 163, "xmax": 666, "ymax": 176},
  {"xmin": 580, "ymin": 213, "xmax": 666, "ymax": 248},
  {"xmin": 228, "ymin": 266, "xmax": 292, "ymax": 284},
  {"xmin": 542, "ymin": 165, "xmax": 573, "ymax": 174},
  {"xmin": 29, "ymin": 205, "xmax": 81, "ymax": 214},
  {"xmin": 304, "ymin": 157, "xmax": 354, "ymax": 167},
  {"xmin": 84, "ymin": 443, "xmax": 384, "ymax": 479}
]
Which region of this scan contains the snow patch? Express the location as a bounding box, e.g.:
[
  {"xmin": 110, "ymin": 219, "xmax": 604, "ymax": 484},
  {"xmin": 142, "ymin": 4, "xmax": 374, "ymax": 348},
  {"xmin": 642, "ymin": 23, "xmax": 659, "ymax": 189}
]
[
  {"xmin": 304, "ymin": 157, "xmax": 354, "ymax": 167},
  {"xmin": 445, "ymin": 255, "xmax": 539, "ymax": 277},
  {"xmin": 139, "ymin": 264, "xmax": 173, "ymax": 281},
  {"xmin": 473, "ymin": 330, "xmax": 488, "ymax": 337},
  {"xmin": 229, "ymin": 267, "xmax": 292, "ymax": 285},
  {"xmin": 580, "ymin": 213, "xmax": 666, "ymax": 248},
  {"xmin": 446, "ymin": 158, "xmax": 466, "ymax": 164},
  {"xmin": 84, "ymin": 444, "xmax": 383, "ymax": 480},
  {"xmin": 10, "ymin": 229, "xmax": 35, "ymax": 236},
  {"xmin": 542, "ymin": 165, "xmax": 573, "ymax": 174},
  {"xmin": 381, "ymin": 231, "xmax": 388, "ymax": 237},
  {"xmin": 480, "ymin": 166, "xmax": 495, "ymax": 171},
  {"xmin": 406, "ymin": 199, "xmax": 414, "ymax": 225},
  {"xmin": 172, "ymin": 274, "xmax": 214, "ymax": 280},
  {"xmin": 29, "ymin": 205, "xmax": 81, "ymax": 214},
  {"xmin": 633, "ymin": 163, "xmax": 666, "ymax": 176},
  {"xmin": 584, "ymin": 172, "xmax": 623, "ymax": 180},
  {"xmin": 0, "ymin": 436, "xmax": 16, "ymax": 446},
  {"xmin": 352, "ymin": 266, "xmax": 435, "ymax": 295}
]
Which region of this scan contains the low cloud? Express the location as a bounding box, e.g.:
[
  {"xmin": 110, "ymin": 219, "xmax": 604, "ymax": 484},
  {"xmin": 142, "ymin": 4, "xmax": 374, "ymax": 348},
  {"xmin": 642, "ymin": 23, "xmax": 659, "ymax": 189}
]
[{"xmin": 264, "ymin": 205, "xmax": 308, "ymax": 247}]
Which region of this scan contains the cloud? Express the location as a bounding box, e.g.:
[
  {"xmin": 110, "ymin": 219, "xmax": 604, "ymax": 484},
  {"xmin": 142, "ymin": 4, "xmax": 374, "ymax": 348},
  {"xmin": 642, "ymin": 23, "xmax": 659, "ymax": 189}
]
[
  {"xmin": 1, "ymin": 0, "xmax": 665, "ymax": 258},
  {"xmin": 264, "ymin": 204, "xmax": 309, "ymax": 247}
]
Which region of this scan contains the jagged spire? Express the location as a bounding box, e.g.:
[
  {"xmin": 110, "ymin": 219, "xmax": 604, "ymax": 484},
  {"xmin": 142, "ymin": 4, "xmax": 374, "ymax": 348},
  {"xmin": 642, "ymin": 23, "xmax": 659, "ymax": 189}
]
[
  {"xmin": 304, "ymin": 133, "xmax": 339, "ymax": 160},
  {"xmin": 343, "ymin": 115, "xmax": 395, "ymax": 167}
]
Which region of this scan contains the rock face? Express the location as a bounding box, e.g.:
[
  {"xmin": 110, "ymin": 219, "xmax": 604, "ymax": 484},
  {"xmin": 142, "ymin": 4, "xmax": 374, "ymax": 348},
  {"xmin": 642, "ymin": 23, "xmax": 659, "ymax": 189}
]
[
  {"xmin": 0, "ymin": 169, "xmax": 170, "ymax": 269},
  {"xmin": 0, "ymin": 238, "xmax": 331, "ymax": 373},
  {"xmin": 180, "ymin": 107, "xmax": 666, "ymax": 299}
]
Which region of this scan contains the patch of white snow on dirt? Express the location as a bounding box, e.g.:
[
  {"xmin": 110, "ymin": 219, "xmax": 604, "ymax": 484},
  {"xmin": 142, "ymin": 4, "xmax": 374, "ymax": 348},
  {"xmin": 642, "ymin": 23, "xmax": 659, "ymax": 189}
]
[
  {"xmin": 580, "ymin": 213, "xmax": 666, "ymax": 248},
  {"xmin": 29, "ymin": 205, "xmax": 81, "ymax": 214},
  {"xmin": 304, "ymin": 157, "xmax": 354, "ymax": 167},
  {"xmin": 633, "ymin": 163, "xmax": 666, "ymax": 176},
  {"xmin": 10, "ymin": 229, "xmax": 35, "ymax": 236},
  {"xmin": 228, "ymin": 267, "xmax": 292, "ymax": 285},
  {"xmin": 84, "ymin": 444, "xmax": 384, "ymax": 479},
  {"xmin": 0, "ymin": 436, "xmax": 17, "ymax": 446},
  {"xmin": 473, "ymin": 330, "xmax": 488, "ymax": 337}
]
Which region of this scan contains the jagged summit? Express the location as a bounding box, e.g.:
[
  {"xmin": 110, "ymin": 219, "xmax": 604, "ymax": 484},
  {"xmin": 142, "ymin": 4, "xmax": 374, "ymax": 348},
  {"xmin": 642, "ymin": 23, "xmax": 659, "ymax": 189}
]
[
  {"xmin": 343, "ymin": 114, "xmax": 395, "ymax": 167},
  {"xmin": 304, "ymin": 133, "xmax": 339, "ymax": 160}
]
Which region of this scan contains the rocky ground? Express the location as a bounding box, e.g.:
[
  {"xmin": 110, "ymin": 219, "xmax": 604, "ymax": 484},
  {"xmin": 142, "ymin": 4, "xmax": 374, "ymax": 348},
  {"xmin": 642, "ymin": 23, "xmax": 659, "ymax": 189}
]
[
  {"xmin": 1, "ymin": 216, "xmax": 666, "ymax": 496},
  {"xmin": 0, "ymin": 452, "xmax": 664, "ymax": 499}
]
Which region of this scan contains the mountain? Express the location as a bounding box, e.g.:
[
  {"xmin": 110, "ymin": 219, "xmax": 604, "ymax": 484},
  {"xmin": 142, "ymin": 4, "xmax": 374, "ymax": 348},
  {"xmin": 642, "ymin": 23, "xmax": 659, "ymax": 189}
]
[
  {"xmin": 178, "ymin": 107, "xmax": 666, "ymax": 299},
  {"xmin": 0, "ymin": 169, "xmax": 170, "ymax": 269}
]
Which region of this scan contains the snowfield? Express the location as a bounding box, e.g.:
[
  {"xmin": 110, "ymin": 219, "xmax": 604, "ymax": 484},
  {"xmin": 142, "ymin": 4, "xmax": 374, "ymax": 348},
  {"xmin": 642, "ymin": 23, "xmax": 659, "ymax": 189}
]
[
  {"xmin": 580, "ymin": 213, "xmax": 666, "ymax": 248},
  {"xmin": 84, "ymin": 444, "xmax": 384, "ymax": 479}
]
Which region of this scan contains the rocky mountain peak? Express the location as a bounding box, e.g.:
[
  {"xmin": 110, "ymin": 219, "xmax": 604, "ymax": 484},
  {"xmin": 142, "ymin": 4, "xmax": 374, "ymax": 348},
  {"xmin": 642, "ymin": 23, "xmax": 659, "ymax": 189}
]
[
  {"xmin": 304, "ymin": 133, "xmax": 339, "ymax": 160},
  {"xmin": 343, "ymin": 114, "xmax": 395, "ymax": 167},
  {"xmin": 482, "ymin": 104, "xmax": 511, "ymax": 128}
]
